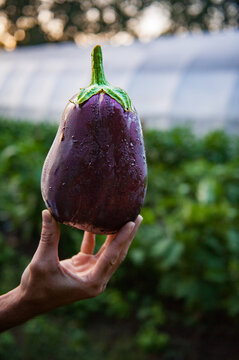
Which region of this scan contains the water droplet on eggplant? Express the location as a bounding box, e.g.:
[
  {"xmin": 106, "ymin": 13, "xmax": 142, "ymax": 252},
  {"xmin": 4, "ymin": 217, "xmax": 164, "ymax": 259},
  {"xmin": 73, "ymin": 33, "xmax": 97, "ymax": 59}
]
[{"xmin": 41, "ymin": 45, "xmax": 147, "ymax": 235}]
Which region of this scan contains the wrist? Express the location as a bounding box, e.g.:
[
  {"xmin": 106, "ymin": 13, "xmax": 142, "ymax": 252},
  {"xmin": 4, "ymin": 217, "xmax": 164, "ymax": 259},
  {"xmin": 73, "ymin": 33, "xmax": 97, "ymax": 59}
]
[{"xmin": 0, "ymin": 286, "xmax": 40, "ymax": 333}]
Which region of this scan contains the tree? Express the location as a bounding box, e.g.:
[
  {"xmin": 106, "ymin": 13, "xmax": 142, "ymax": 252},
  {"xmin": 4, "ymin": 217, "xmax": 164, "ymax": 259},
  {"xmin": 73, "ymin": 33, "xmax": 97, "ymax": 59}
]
[{"xmin": 0, "ymin": 0, "xmax": 238, "ymax": 49}]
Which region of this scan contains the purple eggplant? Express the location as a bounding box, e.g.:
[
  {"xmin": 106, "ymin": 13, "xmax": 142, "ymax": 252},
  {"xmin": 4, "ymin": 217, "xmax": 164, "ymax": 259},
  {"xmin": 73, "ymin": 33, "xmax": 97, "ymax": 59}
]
[{"xmin": 41, "ymin": 45, "xmax": 147, "ymax": 234}]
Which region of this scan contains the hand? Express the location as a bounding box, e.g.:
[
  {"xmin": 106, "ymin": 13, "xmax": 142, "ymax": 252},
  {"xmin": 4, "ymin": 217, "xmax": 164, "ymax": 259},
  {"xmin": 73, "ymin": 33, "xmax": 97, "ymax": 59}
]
[{"xmin": 20, "ymin": 210, "xmax": 142, "ymax": 314}]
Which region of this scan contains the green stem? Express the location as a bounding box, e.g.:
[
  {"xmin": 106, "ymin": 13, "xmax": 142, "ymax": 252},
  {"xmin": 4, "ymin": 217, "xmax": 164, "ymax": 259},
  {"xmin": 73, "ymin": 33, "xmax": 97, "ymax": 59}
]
[
  {"xmin": 90, "ymin": 45, "xmax": 109, "ymax": 86},
  {"xmin": 75, "ymin": 44, "xmax": 133, "ymax": 111}
]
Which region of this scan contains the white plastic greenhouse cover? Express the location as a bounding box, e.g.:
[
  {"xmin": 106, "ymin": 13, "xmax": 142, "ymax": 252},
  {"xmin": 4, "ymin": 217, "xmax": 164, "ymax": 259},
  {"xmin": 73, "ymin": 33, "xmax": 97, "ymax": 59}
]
[{"xmin": 0, "ymin": 30, "xmax": 238, "ymax": 134}]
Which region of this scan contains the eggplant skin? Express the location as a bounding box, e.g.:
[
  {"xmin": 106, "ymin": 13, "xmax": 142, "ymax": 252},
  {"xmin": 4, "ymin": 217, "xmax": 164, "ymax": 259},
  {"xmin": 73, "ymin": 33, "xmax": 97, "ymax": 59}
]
[{"xmin": 41, "ymin": 93, "xmax": 147, "ymax": 234}]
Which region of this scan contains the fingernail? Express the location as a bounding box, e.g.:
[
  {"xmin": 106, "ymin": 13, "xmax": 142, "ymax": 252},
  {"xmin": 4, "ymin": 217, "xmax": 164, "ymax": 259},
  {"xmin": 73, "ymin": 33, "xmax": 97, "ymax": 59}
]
[{"xmin": 42, "ymin": 210, "xmax": 52, "ymax": 224}]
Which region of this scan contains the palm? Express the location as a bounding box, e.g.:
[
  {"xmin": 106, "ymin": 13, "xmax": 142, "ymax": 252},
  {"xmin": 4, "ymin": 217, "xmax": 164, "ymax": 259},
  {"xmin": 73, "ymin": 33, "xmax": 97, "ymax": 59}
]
[
  {"xmin": 60, "ymin": 253, "xmax": 97, "ymax": 278},
  {"xmin": 20, "ymin": 210, "xmax": 141, "ymax": 318},
  {"xmin": 60, "ymin": 232, "xmax": 114, "ymax": 279}
]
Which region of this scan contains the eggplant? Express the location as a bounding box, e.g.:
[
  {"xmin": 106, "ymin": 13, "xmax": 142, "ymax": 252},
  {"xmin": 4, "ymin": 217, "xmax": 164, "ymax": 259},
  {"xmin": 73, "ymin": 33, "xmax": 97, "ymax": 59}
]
[{"xmin": 41, "ymin": 45, "xmax": 147, "ymax": 234}]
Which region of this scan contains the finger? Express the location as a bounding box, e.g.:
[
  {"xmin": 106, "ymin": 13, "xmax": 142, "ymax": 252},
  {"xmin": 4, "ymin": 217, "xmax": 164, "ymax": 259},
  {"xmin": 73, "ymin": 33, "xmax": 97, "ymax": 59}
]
[
  {"xmin": 96, "ymin": 218, "xmax": 142, "ymax": 258},
  {"xmin": 81, "ymin": 232, "xmax": 95, "ymax": 254},
  {"xmin": 103, "ymin": 215, "xmax": 143, "ymax": 278},
  {"xmin": 96, "ymin": 233, "xmax": 117, "ymax": 258},
  {"xmin": 116, "ymin": 215, "xmax": 143, "ymax": 267},
  {"xmin": 127, "ymin": 215, "xmax": 143, "ymax": 242},
  {"xmin": 102, "ymin": 215, "xmax": 143, "ymax": 283},
  {"xmin": 33, "ymin": 210, "xmax": 60, "ymax": 262},
  {"xmin": 92, "ymin": 217, "xmax": 142, "ymax": 280}
]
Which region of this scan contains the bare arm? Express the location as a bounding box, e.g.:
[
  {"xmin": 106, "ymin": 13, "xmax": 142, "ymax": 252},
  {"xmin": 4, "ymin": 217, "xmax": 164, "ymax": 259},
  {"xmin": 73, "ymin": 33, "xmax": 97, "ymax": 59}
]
[
  {"xmin": 0, "ymin": 210, "xmax": 142, "ymax": 333},
  {"xmin": 0, "ymin": 287, "xmax": 36, "ymax": 332}
]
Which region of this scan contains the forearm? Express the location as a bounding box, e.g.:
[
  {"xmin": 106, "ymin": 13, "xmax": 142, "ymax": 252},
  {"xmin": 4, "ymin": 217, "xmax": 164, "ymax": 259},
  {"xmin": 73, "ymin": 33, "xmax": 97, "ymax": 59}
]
[{"xmin": 0, "ymin": 286, "xmax": 38, "ymax": 333}]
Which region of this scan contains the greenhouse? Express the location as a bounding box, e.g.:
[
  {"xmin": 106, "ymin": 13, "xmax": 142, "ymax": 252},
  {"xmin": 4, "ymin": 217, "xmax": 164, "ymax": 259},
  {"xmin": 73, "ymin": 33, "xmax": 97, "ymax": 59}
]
[{"xmin": 0, "ymin": 30, "xmax": 238, "ymax": 134}]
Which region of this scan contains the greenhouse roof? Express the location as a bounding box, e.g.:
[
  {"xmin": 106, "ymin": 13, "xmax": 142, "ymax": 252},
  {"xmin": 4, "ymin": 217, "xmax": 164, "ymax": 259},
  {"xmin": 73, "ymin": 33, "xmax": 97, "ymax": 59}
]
[{"xmin": 0, "ymin": 30, "xmax": 238, "ymax": 134}]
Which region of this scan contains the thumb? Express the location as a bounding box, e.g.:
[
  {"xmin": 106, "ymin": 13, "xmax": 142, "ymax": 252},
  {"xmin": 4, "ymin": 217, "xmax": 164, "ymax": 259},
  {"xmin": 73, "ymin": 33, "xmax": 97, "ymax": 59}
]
[{"xmin": 35, "ymin": 210, "xmax": 60, "ymax": 261}]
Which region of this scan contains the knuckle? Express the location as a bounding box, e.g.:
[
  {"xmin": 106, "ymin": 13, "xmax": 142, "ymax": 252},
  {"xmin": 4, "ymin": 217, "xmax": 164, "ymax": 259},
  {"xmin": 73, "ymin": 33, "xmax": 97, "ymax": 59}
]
[
  {"xmin": 29, "ymin": 261, "xmax": 47, "ymax": 275},
  {"xmin": 41, "ymin": 231, "xmax": 54, "ymax": 244},
  {"xmin": 120, "ymin": 251, "xmax": 128, "ymax": 263},
  {"xmin": 88, "ymin": 287, "xmax": 100, "ymax": 298},
  {"xmin": 103, "ymin": 253, "xmax": 118, "ymax": 267},
  {"xmin": 100, "ymin": 282, "xmax": 107, "ymax": 293},
  {"xmin": 102, "ymin": 253, "xmax": 111, "ymax": 263},
  {"xmin": 88, "ymin": 280, "xmax": 101, "ymax": 298},
  {"xmin": 83, "ymin": 274, "xmax": 108, "ymax": 298}
]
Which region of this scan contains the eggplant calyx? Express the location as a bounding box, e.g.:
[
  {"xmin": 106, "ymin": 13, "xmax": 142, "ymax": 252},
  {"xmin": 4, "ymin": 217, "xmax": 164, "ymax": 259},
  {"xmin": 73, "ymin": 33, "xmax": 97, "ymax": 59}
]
[{"xmin": 75, "ymin": 45, "xmax": 134, "ymax": 112}]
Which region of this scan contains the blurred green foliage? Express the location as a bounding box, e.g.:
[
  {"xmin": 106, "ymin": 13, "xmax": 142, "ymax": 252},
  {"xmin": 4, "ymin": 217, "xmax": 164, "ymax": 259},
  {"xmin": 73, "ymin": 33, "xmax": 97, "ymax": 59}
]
[{"xmin": 1, "ymin": 119, "xmax": 239, "ymax": 359}]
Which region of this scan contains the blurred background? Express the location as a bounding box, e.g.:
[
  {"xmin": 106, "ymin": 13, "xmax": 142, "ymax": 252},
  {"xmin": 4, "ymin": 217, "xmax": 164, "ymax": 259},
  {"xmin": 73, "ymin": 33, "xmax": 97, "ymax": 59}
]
[{"xmin": 1, "ymin": 1, "xmax": 239, "ymax": 359}]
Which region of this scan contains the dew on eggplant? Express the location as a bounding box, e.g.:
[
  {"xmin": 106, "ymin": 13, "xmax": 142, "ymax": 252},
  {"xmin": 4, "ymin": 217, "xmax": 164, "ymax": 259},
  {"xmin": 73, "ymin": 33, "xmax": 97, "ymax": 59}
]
[{"xmin": 41, "ymin": 45, "xmax": 147, "ymax": 234}]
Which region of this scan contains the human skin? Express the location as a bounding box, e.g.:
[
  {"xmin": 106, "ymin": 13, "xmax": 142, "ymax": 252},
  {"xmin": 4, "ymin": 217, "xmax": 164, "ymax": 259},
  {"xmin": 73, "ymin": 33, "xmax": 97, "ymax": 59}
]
[{"xmin": 0, "ymin": 210, "xmax": 142, "ymax": 333}]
